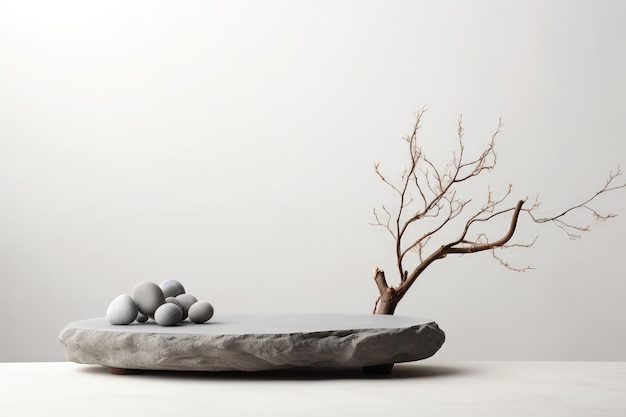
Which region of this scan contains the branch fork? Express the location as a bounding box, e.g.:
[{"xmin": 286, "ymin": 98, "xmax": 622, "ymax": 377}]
[{"xmin": 371, "ymin": 110, "xmax": 625, "ymax": 314}]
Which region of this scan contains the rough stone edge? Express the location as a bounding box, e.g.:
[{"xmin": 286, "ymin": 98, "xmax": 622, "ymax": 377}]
[{"xmin": 59, "ymin": 322, "xmax": 445, "ymax": 372}]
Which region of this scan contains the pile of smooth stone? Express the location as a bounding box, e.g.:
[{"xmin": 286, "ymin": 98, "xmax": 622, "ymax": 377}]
[{"xmin": 106, "ymin": 280, "xmax": 214, "ymax": 326}]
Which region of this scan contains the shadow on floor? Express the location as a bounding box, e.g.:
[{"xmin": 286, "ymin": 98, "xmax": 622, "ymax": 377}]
[{"xmin": 79, "ymin": 362, "xmax": 472, "ymax": 381}]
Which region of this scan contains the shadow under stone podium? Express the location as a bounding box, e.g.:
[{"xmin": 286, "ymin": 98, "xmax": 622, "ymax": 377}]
[{"xmin": 60, "ymin": 314, "xmax": 445, "ymax": 375}]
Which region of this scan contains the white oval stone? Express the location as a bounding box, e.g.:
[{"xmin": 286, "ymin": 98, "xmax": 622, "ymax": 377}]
[
  {"xmin": 106, "ymin": 294, "xmax": 138, "ymax": 325},
  {"xmin": 154, "ymin": 303, "xmax": 182, "ymax": 326},
  {"xmin": 165, "ymin": 297, "xmax": 186, "ymax": 320},
  {"xmin": 131, "ymin": 281, "xmax": 165, "ymax": 317},
  {"xmin": 160, "ymin": 279, "xmax": 186, "ymax": 298},
  {"xmin": 188, "ymin": 301, "xmax": 214, "ymax": 324},
  {"xmin": 175, "ymin": 293, "xmax": 197, "ymax": 319}
]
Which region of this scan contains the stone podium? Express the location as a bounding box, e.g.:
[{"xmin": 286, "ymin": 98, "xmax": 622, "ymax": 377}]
[{"xmin": 60, "ymin": 314, "xmax": 445, "ymax": 374}]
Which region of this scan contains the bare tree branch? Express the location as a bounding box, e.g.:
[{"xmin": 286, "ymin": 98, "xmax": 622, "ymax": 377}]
[
  {"xmin": 490, "ymin": 236, "xmax": 539, "ymax": 272},
  {"xmin": 370, "ymin": 110, "xmax": 625, "ymax": 315},
  {"xmin": 370, "ymin": 206, "xmax": 396, "ymax": 239},
  {"xmin": 527, "ymin": 167, "xmax": 626, "ymax": 239}
]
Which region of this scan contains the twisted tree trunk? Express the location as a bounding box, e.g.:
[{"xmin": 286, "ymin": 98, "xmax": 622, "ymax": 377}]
[
  {"xmin": 373, "ymin": 269, "xmax": 398, "ymax": 315},
  {"xmin": 373, "ymin": 200, "xmax": 526, "ymax": 315}
]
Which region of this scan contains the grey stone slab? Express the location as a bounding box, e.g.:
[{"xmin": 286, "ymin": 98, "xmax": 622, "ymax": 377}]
[{"xmin": 59, "ymin": 314, "xmax": 445, "ymax": 372}]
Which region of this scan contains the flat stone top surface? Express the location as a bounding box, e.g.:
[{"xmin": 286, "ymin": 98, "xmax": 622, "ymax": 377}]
[{"xmin": 67, "ymin": 314, "xmax": 435, "ymax": 335}]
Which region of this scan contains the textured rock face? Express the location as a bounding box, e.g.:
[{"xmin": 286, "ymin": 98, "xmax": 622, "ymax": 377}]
[{"xmin": 59, "ymin": 314, "xmax": 445, "ymax": 372}]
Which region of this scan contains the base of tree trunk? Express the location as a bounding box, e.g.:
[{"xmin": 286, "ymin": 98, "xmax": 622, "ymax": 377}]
[{"xmin": 362, "ymin": 363, "xmax": 395, "ymax": 375}]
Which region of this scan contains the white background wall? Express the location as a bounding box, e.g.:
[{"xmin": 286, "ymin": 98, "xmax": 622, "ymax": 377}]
[{"xmin": 1, "ymin": 0, "xmax": 625, "ymax": 362}]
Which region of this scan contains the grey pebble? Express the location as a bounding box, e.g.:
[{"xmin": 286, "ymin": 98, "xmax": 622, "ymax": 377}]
[
  {"xmin": 131, "ymin": 281, "xmax": 165, "ymax": 317},
  {"xmin": 160, "ymin": 279, "xmax": 186, "ymax": 298},
  {"xmin": 188, "ymin": 301, "xmax": 214, "ymax": 324},
  {"xmin": 154, "ymin": 303, "xmax": 182, "ymax": 326},
  {"xmin": 165, "ymin": 297, "xmax": 186, "ymax": 320},
  {"xmin": 175, "ymin": 293, "xmax": 198, "ymax": 320},
  {"xmin": 106, "ymin": 294, "xmax": 138, "ymax": 325}
]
